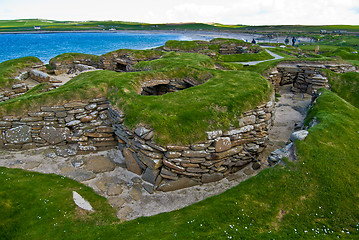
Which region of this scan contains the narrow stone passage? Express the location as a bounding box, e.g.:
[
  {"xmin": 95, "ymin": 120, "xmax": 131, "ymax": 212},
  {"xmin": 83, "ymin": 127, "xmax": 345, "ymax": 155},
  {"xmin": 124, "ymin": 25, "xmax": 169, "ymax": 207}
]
[{"xmin": 259, "ymin": 85, "xmax": 312, "ymax": 162}]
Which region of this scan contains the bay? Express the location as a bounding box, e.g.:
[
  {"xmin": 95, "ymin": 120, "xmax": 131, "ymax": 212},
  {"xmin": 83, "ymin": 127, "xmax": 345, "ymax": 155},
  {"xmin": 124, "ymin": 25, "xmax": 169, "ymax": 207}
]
[{"xmin": 0, "ymin": 32, "xmax": 194, "ymax": 63}]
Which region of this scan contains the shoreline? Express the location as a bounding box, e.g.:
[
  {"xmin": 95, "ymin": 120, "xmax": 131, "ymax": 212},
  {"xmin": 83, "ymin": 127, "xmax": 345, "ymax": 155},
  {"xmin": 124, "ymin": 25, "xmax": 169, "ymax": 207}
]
[{"xmin": 0, "ymin": 29, "xmax": 311, "ymax": 42}]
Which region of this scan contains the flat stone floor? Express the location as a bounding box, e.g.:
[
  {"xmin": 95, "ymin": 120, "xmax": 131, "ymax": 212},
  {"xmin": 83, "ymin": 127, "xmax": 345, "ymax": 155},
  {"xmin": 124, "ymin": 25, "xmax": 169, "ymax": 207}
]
[
  {"xmin": 0, "ymin": 147, "xmax": 260, "ymax": 222},
  {"xmin": 259, "ymin": 85, "xmax": 312, "ymax": 161}
]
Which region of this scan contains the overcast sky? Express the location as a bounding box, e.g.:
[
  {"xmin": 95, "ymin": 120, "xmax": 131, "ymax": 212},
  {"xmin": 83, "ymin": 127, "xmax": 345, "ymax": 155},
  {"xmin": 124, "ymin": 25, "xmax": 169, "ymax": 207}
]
[{"xmin": 1, "ymin": 0, "xmax": 358, "ymax": 25}]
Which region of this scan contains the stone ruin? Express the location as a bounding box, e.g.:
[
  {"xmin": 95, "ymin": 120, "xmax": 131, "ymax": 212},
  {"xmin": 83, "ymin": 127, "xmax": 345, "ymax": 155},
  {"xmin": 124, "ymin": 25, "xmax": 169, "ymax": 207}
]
[
  {"xmin": 1, "ymin": 53, "xmax": 358, "ymax": 192},
  {"xmin": 267, "ymin": 61, "xmax": 357, "ymax": 95}
]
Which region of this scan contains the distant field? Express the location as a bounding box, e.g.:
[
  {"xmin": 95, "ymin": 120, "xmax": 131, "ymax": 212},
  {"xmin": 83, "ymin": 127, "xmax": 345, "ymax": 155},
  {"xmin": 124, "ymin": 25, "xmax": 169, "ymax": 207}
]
[{"xmin": 0, "ymin": 19, "xmax": 358, "ymax": 33}]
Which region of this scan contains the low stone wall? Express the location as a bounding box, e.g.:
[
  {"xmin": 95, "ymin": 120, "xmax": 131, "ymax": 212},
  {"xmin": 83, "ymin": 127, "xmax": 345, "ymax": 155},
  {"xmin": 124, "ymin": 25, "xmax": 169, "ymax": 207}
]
[
  {"xmin": 0, "ymin": 92, "xmax": 275, "ymax": 192},
  {"xmin": 50, "ymin": 59, "xmax": 99, "ymax": 75},
  {"xmin": 108, "ymin": 94, "xmax": 275, "ymax": 192},
  {"xmin": 0, "ymin": 83, "xmax": 29, "ymax": 103},
  {"xmin": 0, "ymin": 97, "xmax": 116, "ymax": 153},
  {"xmin": 99, "ymin": 53, "xmax": 161, "ymax": 72},
  {"xmin": 267, "ymin": 62, "xmax": 356, "ymax": 94},
  {"xmin": 29, "ymin": 69, "xmax": 51, "ymax": 82}
]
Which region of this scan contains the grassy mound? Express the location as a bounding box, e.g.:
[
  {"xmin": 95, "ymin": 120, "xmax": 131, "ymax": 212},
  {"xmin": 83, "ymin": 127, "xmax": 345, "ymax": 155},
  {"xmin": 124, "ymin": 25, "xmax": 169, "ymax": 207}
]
[
  {"xmin": 102, "ymin": 49, "xmax": 165, "ymax": 61},
  {"xmin": 1, "ymin": 89, "xmax": 358, "ymax": 239},
  {"xmin": 0, "ymin": 51, "xmax": 273, "ymax": 145},
  {"xmin": 217, "ymin": 50, "xmax": 274, "ymax": 62},
  {"xmin": 0, "ymin": 57, "xmax": 42, "ymax": 89},
  {"xmin": 49, "ymin": 53, "xmax": 99, "ymax": 64},
  {"xmin": 324, "ymin": 70, "xmax": 359, "ymax": 108}
]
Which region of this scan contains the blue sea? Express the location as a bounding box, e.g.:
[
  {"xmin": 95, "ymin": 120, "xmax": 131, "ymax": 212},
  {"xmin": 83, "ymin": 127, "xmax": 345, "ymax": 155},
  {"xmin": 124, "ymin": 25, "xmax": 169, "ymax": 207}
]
[{"xmin": 0, "ymin": 32, "xmax": 196, "ymax": 63}]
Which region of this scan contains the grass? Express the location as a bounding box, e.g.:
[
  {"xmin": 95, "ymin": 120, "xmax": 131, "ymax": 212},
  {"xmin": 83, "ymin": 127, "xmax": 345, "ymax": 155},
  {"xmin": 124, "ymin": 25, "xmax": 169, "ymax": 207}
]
[
  {"xmin": 0, "ymin": 51, "xmax": 272, "ymax": 145},
  {"xmin": 299, "ymin": 45, "xmax": 359, "ymax": 60},
  {"xmin": 49, "ymin": 53, "xmax": 99, "ymax": 65},
  {"xmin": 1, "ymin": 31, "xmax": 359, "ymax": 239},
  {"xmin": 217, "ymin": 49, "xmax": 274, "ymax": 62},
  {"xmin": 1, "ymin": 89, "xmax": 358, "ymax": 239},
  {"xmin": 0, "ymin": 19, "xmax": 231, "ymax": 32},
  {"xmin": 0, "ymin": 57, "xmax": 42, "ymax": 89},
  {"xmin": 102, "ymin": 49, "xmax": 165, "ymax": 60},
  {"xmin": 324, "ymin": 70, "xmax": 359, "ymax": 108},
  {"xmin": 0, "ymin": 166, "xmax": 117, "ymax": 240},
  {"xmin": 1, "ymin": 19, "xmax": 359, "ymax": 35}
]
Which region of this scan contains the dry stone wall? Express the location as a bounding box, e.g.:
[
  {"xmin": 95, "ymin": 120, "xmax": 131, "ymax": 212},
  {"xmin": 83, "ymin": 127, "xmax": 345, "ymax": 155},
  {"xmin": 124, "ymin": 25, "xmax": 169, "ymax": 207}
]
[
  {"xmin": 267, "ymin": 62, "xmax": 357, "ymax": 94},
  {"xmin": 99, "ymin": 52, "xmax": 162, "ymax": 72},
  {"xmin": 0, "ymin": 66, "xmax": 53, "ymax": 103},
  {"xmin": 0, "ymin": 91, "xmax": 275, "ymax": 192},
  {"xmin": 0, "ymin": 97, "xmax": 117, "ymax": 153},
  {"xmin": 108, "ymin": 94, "xmax": 275, "ymax": 192},
  {"xmin": 50, "ymin": 59, "xmax": 99, "ymax": 75}
]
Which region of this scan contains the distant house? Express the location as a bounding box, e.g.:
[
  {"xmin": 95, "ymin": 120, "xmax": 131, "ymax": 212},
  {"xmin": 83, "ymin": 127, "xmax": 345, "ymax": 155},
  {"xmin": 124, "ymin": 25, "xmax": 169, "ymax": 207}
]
[
  {"xmin": 109, "ymin": 28, "xmax": 116, "ymax": 31},
  {"xmin": 34, "ymin": 26, "xmax": 41, "ymax": 30},
  {"xmin": 320, "ymin": 30, "xmax": 327, "ymax": 34}
]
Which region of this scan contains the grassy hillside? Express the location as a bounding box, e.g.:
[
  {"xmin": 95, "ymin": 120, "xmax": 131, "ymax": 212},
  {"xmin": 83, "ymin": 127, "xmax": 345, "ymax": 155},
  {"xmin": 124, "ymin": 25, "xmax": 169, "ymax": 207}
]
[
  {"xmin": 1, "ymin": 19, "xmax": 358, "ymax": 33},
  {"xmin": 324, "ymin": 70, "xmax": 359, "ymax": 108},
  {"xmin": 1, "ymin": 89, "xmax": 358, "ymax": 239}
]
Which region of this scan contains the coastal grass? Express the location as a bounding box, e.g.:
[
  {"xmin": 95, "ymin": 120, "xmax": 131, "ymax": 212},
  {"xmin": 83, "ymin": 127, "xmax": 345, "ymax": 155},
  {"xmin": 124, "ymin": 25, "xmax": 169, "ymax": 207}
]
[
  {"xmin": 0, "ymin": 57, "xmax": 42, "ymax": 89},
  {"xmin": 324, "ymin": 70, "xmax": 359, "ymax": 108},
  {"xmin": 0, "ymin": 19, "xmax": 230, "ymax": 32},
  {"xmin": 217, "ymin": 50, "xmax": 274, "ymax": 62},
  {"xmin": 117, "ymin": 69, "xmax": 272, "ymax": 145},
  {"xmin": 299, "ymin": 45, "xmax": 359, "ymax": 60},
  {"xmin": 102, "ymin": 49, "xmax": 165, "ymax": 61},
  {"xmin": 0, "ymin": 52, "xmax": 272, "ymax": 145},
  {"xmin": 1, "ymin": 19, "xmax": 359, "ymax": 34},
  {"xmin": 1, "ymin": 89, "xmax": 359, "ymax": 239},
  {"xmin": 49, "ymin": 53, "xmax": 99, "ymax": 65},
  {"xmin": 0, "ymin": 166, "xmax": 117, "ymax": 240}
]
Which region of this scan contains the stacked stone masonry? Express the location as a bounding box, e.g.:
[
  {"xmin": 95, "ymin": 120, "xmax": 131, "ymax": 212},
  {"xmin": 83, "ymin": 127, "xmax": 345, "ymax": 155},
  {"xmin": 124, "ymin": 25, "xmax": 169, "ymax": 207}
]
[
  {"xmin": 267, "ymin": 62, "xmax": 357, "ymax": 95},
  {"xmin": 108, "ymin": 94, "xmax": 275, "ymax": 192},
  {"xmin": 99, "ymin": 53, "xmax": 161, "ymax": 72},
  {"xmin": 0, "ymin": 66, "xmax": 55, "ymax": 103},
  {"xmin": 0, "ymin": 97, "xmax": 116, "ymax": 153},
  {"xmin": 0, "ymin": 90, "xmax": 275, "ymax": 192},
  {"xmin": 50, "ymin": 59, "xmax": 99, "ymax": 75}
]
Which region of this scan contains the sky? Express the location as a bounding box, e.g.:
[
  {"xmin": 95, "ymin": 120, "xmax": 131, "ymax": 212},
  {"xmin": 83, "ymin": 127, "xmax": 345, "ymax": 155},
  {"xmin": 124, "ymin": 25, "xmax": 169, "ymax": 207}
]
[{"xmin": 0, "ymin": 0, "xmax": 359, "ymax": 25}]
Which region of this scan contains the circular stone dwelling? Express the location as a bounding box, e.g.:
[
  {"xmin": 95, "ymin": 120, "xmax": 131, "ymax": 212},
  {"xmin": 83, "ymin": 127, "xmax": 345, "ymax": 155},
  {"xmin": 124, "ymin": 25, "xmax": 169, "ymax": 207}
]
[{"xmin": 0, "ymin": 39, "xmax": 275, "ymax": 192}]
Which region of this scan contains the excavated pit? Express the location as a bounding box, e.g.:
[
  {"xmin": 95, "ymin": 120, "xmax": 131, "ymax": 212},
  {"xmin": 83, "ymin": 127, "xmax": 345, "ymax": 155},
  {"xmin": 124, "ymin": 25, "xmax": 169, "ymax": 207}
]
[{"xmin": 140, "ymin": 79, "xmax": 196, "ymax": 96}]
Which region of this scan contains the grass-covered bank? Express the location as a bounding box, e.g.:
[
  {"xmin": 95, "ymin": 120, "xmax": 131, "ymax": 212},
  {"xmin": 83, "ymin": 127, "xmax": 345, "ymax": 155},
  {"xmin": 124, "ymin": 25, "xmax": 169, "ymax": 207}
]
[
  {"xmin": 1, "ymin": 89, "xmax": 358, "ymax": 239},
  {"xmin": 0, "ymin": 57, "xmax": 42, "ymax": 89},
  {"xmin": 324, "ymin": 70, "xmax": 359, "ymax": 108}
]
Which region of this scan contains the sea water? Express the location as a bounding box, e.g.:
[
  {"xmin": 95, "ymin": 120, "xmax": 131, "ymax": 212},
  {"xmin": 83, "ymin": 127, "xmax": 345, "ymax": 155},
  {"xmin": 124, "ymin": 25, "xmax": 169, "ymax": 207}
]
[{"xmin": 0, "ymin": 32, "xmax": 194, "ymax": 63}]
